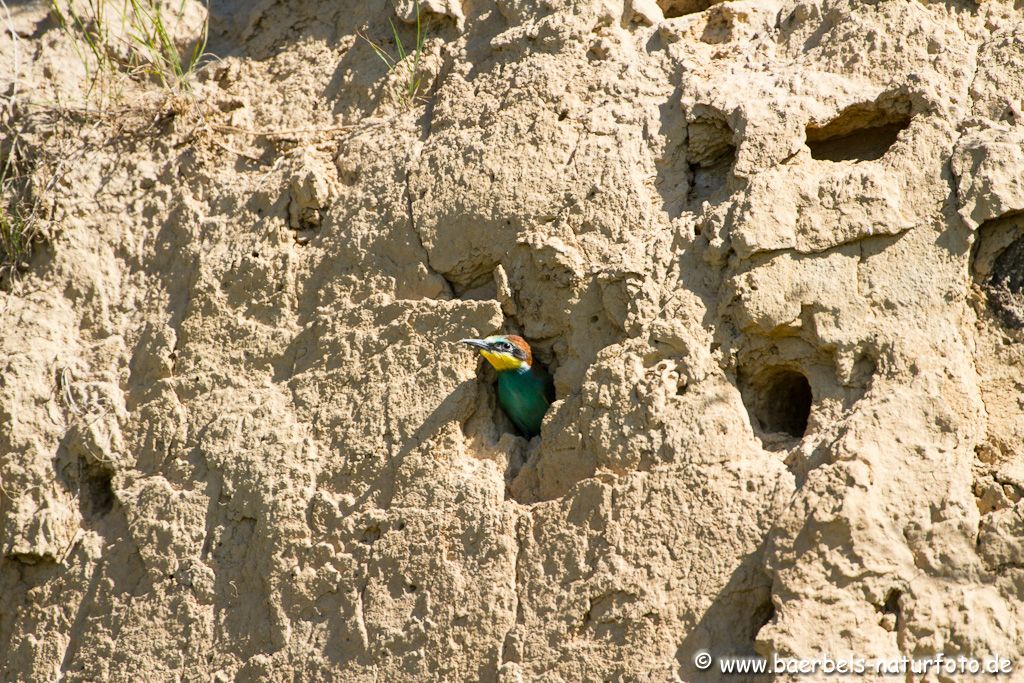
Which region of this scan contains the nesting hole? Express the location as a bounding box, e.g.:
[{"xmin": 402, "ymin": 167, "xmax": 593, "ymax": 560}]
[
  {"xmin": 687, "ymin": 115, "xmax": 735, "ymax": 206},
  {"xmin": 882, "ymin": 589, "xmax": 901, "ymax": 615},
  {"xmin": 81, "ymin": 466, "xmax": 114, "ymax": 520},
  {"xmin": 880, "ymin": 588, "xmax": 902, "ymax": 633},
  {"xmin": 466, "ymin": 327, "xmax": 559, "ymax": 444},
  {"xmin": 484, "ymin": 361, "xmax": 557, "ymax": 441},
  {"xmin": 986, "ymin": 233, "xmax": 1024, "ymax": 329},
  {"xmin": 753, "ymin": 599, "xmax": 775, "ymax": 634},
  {"xmin": 972, "ymin": 217, "xmax": 1024, "ymax": 331},
  {"xmin": 806, "ymin": 100, "xmax": 912, "ymax": 162},
  {"xmin": 456, "ymin": 278, "xmax": 498, "ymax": 302},
  {"xmin": 659, "ymin": 0, "xmax": 714, "ymax": 17},
  {"xmin": 743, "ymin": 367, "xmax": 812, "ymax": 444}
]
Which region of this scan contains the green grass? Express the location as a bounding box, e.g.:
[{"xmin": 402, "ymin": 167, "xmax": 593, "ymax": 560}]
[
  {"xmin": 0, "ymin": 203, "xmax": 37, "ymax": 275},
  {"xmin": 0, "ymin": 144, "xmax": 41, "ymax": 283},
  {"xmin": 49, "ymin": 0, "xmax": 117, "ymax": 102},
  {"xmin": 361, "ymin": 1, "xmax": 428, "ymax": 106},
  {"xmin": 0, "ymin": 121, "xmax": 80, "ymax": 286},
  {"xmin": 126, "ymin": 0, "xmax": 209, "ymax": 94},
  {"xmin": 49, "ymin": 0, "xmax": 211, "ymax": 102}
]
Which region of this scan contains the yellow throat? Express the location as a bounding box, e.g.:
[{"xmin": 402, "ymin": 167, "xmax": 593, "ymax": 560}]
[{"xmin": 480, "ymin": 349, "xmax": 525, "ymax": 372}]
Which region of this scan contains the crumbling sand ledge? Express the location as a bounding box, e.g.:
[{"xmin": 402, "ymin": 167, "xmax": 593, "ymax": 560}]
[{"xmin": 2, "ymin": 0, "xmax": 1024, "ymax": 680}]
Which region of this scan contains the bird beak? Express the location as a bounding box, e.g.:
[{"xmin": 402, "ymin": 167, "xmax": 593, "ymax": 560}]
[{"xmin": 460, "ymin": 338, "xmax": 490, "ymax": 351}]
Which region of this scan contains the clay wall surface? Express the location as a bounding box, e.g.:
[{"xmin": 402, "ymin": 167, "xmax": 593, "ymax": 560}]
[{"xmin": 1, "ymin": 0, "xmax": 1023, "ymax": 680}]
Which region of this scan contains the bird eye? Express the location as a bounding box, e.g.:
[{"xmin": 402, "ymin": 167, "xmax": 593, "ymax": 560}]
[{"xmin": 496, "ymin": 341, "xmax": 511, "ymax": 351}]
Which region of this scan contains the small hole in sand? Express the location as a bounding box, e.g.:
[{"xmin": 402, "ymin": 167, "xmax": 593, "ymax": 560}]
[
  {"xmin": 658, "ymin": 0, "xmax": 713, "ymax": 17},
  {"xmin": 754, "ymin": 599, "xmax": 775, "ymax": 633},
  {"xmin": 687, "ymin": 114, "xmax": 735, "ymax": 206},
  {"xmin": 806, "ymin": 100, "xmax": 911, "ymax": 162},
  {"xmin": 883, "ymin": 589, "xmax": 901, "ymax": 615},
  {"xmin": 759, "ymin": 370, "xmax": 811, "ymax": 438},
  {"xmin": 987, "ymin": 233, "xmax": 1024, "ymax": 329},
  {"xmin": 82, "ymin": 468, "xmax": 114, "ymax": 520},
  {"xmin": 880, "ymin": 588, "xmax": 902, "ymax": 632},
  {"xmin": 742, "ymin": 367, "xmax": 812, "ymax": 443}
]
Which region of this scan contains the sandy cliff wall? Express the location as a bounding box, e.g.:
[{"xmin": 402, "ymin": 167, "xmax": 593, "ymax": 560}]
[{"xmin": 1, "ymin": 0, "xmax": 1024, "ymax": 680}]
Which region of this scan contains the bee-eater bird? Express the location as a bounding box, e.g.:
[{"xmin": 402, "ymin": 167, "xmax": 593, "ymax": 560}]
[{"xmin": 460, "ymin": 335, "xmax": 555, "ymax": 438}]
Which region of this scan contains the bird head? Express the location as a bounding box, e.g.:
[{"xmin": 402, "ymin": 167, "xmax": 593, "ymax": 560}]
[{"xmin": 460, "ymin": 335, "xmax": 533, "ymax": 372}]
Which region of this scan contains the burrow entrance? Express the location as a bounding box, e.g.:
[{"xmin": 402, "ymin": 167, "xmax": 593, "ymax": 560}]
[
  {"xmin": 806, "ymin": 97, "xmax": 912, "ymax": 163},
  {"xmin": 741, "ymin": 366, "xmax": 813, "ymax": 448},
  {"xmin": 972, "ymin": 216, "xmax": 1024, "ymax": 331},
  {"xmin": 986, "ymin": 233, "xmax": 1024, "ymax": 329},
  {"xmin": 687, "ymin": 114, "xmax": 736, "ymax": 209},
  {"xmin": 658, "ymin": 0, "xmax": 716, "ymax": 17}
]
